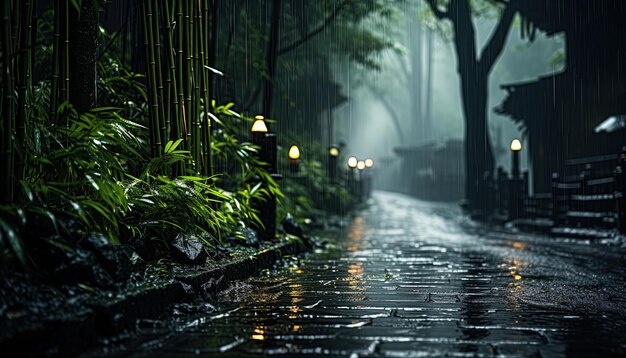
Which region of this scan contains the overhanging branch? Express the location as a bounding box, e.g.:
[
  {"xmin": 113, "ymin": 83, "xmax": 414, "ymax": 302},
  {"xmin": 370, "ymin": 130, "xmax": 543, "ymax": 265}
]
[
  {"xmin": 425, "ymin": 0, "xmax": 449, "ymax": 20},
  {"xmin": 277, "ymin": 0, "xmax": 350, "ymax": 56},
  {"xmin": 478, "ymin": 1, "xmax": 517, "ymax": 73}
]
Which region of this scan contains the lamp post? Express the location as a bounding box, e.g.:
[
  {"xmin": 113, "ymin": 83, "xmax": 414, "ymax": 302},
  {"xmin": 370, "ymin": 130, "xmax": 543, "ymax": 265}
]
[
  {"xmin": 347, "ymin": 156, "xmax": 358, "ymax": 169},
  {"xmin": 328, "ymin": 144, "xmax": 340, "ymax": 181},
  {"xmin": 357, "ymin": 161, "xmax": 366, "ymax": 201},
  {"xmin": 510, "ymin": 139, "xmax": 522, "ymax": 179},
  {"xmin": 250, "ymin": 115, "xmax": 279, "ymax": 241},
  {"xmin": 251, "ymin": 115, "xmax": 268, "ymax": 146},
  {"xmin": 288, "ymin": 145, "xmax": 300, "ymax": 174},
  {"xmin": 364, "ymin": 158, "xmax": 373, "ymax": 198},
  {"xmin": 347, "ymin": 156, "xmax": 358, "ymax": 197},
  {"xmin": 509, "ymin": 139, "xmax": 523, "ymax": 220}
]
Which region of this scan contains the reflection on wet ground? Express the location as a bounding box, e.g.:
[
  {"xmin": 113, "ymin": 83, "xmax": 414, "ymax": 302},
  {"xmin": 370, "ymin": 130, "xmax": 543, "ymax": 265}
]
[{"xmin": 127, "ymin": 191, "xmax": 626, "ymax": 357}]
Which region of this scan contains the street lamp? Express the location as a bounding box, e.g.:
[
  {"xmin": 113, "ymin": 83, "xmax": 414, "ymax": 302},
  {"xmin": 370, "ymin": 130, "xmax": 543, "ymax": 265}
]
[
  {"xmin": 251, "ymin": 115, "xmax": 268, "ymax": 132},
  {"xmin": 508, "ymin": 138, "xmax": 523, "ymax": 220},
  {"xmin": 510, "ymin": 139, "xmax": 522, "ymax": 179},
  {"xmin": 250, "ymin": 114, "xmax": 278, "ymax": 241},
  {"xmin": 365, "ymin": 158, "xmax": 374, "ymax": 168},
  {"xmin": 357, "ymin": 160, "xmax": 366, "ymax": 171},
  {"xmin": 288, "ymin": 145, "xmax": 300, "ymax": 174},
  {"xmin": 328, "ymin": 145, "xmax": 340, "ymax": 181},
  {"xmin": 347, "ymin": 156, "xmax": 358, "ymax": 169}
]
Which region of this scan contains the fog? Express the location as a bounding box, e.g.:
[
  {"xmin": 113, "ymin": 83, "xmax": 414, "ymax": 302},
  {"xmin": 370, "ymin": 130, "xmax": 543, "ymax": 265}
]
[{"xmin": 331, "ymin": 5, "xmax": 564, "ymax": 198}]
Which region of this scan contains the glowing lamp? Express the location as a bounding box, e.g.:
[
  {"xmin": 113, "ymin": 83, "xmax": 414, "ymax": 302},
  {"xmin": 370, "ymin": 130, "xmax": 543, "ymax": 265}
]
[
  {"xmin": 251, "ymin": 115, "xmax": 268, "ymax": 133},
  {"xmin": 365, "ymin": 158, "xmax": 373, "ymax": 168},
  {"xmin": 347, "ymin": 156, "xmax": 358, "ymax": 168},
  {"xmin": 329, "ymin": 145, "xmax": 340, "ymax": 157},
  {"xmin": 288, "ymin": 145, "xmax": 300, "ymax": 160},
  {"xmin": 510, "ymin": 139, "xmax": 522, "ymax": 152},
  {"xmin": 357, "ymin": 161, "xmax": 366, "ymax": 170},
  {"xmin": 510, "ymin": 138, "xmax": 522, "ymax": 179}
]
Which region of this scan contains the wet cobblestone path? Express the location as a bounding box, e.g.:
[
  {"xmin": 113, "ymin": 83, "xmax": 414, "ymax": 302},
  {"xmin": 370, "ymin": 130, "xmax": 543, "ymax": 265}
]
[{"xmin": 131, "ymin": 192, "xmax": 626, "ymax": 357}]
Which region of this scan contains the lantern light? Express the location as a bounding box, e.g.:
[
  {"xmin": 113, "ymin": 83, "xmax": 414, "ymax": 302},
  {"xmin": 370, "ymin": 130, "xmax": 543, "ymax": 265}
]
[
  {"xmin": 347, "ymin": 156, "xmax": 358, "ymax": 168},
  {"xmin": 365, "ymin": 158, "xmax": 374, "ymax": 168},
  {"xmin": 329, "ymin": 146, "xmax": 340, "ymax": 157},
  {"xmin": 251, "ymin": 115, "xmax": 268, "ymax": 133},
  {"xmin": 357, "ymin": 161, "xmax": 366, "ymax": 170},
  {"xmin": 510, "ymin": 139, "xmax": 522, "ymax": 152},
  {"xmin": 288, "ymin": 145, "xmax": 300, "ymax": 160}
]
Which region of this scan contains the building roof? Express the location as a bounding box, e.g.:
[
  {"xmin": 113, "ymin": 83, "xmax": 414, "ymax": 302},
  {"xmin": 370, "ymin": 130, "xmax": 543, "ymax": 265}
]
[{"xmin": 495, "ymin": 73, "xmax": 565, "ymax": 134}]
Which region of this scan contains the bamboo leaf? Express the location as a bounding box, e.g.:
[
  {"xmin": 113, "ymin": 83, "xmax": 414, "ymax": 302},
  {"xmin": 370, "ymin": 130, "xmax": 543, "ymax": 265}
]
[{"xmin": 0, "ymin": 218, "xmax": 26, "ymax": 266}]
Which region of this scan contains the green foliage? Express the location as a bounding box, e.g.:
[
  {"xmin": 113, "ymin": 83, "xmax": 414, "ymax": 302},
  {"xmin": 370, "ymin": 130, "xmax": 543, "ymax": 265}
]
[
  {"xmin": 122, "ymin": 140, "xmax": 228, "ymax": 243},
  {"xmin": 210, "ymin": 102, "xmax": 283, "ymax": 236}
]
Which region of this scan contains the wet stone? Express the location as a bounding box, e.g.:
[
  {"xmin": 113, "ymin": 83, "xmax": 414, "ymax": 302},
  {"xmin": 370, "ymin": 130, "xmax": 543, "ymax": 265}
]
[
  {"xmin": 170, "ymin": 234, "xmax": 207, "ymax": 266},
  {"xmin": 122, "ymin": 192, "xmax": 626, "ymax": 357},
  {"xmin": 82, "ymin": 233, "xmax": 133, "ymax": 282}
]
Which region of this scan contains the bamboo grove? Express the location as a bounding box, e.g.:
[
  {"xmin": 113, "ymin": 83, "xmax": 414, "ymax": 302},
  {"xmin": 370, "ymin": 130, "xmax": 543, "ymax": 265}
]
[
  {"xmin": 1, "ymin": 0, "xmax": 36, "ymax": 204},
  {"xmin": 141, "ymin": 0, "xmax": 213, "ymax": 176},
  {"xmin": 0, "ymin": 0, "xmax": 215, "ymax": 205},
  {"xmin": 0, "ymin": 0, "xmax": 382, "ymax": 269}
]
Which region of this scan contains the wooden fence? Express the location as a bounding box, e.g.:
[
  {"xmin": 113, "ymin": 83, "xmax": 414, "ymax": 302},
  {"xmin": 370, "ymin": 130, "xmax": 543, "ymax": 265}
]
[{"xmin": 495, "ymin": 150, "xmax": 626, "ymax": 236}]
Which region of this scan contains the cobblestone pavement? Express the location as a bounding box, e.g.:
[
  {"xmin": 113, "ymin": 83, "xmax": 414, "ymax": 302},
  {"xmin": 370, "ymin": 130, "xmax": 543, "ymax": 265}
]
[{"xmin": 129, "ymin": 192, "xmax": 626, "ymax": 357}]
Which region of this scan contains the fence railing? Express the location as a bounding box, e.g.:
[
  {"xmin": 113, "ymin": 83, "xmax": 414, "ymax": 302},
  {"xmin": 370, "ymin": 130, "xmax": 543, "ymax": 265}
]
[{"xmin": 494, "ymin": 149, "xmax": 626, "ymax": 236}]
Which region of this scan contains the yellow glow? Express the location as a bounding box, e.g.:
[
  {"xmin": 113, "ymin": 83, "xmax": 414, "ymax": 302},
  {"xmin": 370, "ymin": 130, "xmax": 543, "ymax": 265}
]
[
  {"xmin": 329, "ymin": 147, "xmax": 340, "ymax": 157},
  {"xmin": 251, "ymin": 116, "xmax": 268, "ymax": 132},
  {"xmin": 510, "ymin": 139, "xmax": 522, "ymax": 151},
  {"xmin": 252, "ymin": 326, "xmax": 266, "ymax": 340},
  {"xmin": 357, "ymin": 161, "xmax": 366, "ymax": 170},
  {"xmin": 365, "ymin": 158, "xmax": 374, "ymax": 168},
  {"xmin": 288, "ymin": 145, "xmax": 300, "ymax": 159},
  {"xmin": 347, "ymin": 156, "xmax": 358, "ymax": 168},
  {"xmin": 293, "ymin": 325, "xmax": 301, "ymax": 332}
]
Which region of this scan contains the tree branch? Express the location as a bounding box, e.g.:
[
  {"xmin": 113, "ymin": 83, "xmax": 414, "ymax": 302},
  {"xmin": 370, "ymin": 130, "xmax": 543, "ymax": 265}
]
[
  {"xmin": 277, "ymin": 0, "xmax": 350, "ymax": 55},
  {"xmin": 425, "ymin": 0, "xmax": 448, "ymax": 20},
  {"xmin": 478, "ymin": 1, "xmax": 517, "ymax": 74}
]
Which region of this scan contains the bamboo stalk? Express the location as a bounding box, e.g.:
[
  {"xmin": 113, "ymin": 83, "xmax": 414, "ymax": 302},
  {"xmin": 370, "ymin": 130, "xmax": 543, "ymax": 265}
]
[
  {"xmin": 163, "ymin": 0, "xmax": 180, "ymax": 143},
  {"xmin": 176, "ymin": 0, "xmax": 185, "ymax": 147},
  {"xmin": 151, "ymin": 0, "xmax": 167, "ymax": 148},
  {"xmin": 160, "ymin": 1, "xmax": 172, "ymax": 142},
  {"xmin": 14, "ymin": 0, "xmax": 34, "ymax": 198},
  {"xmin": 182, "ymin": 0, "xmax": 191, "ymax": 147},
  {"xmin": 49, "ymin": 0, "xmax": 61, "ymax": 123},
  {"xmin": 201, "ymin": 0, "xmax": 212, "ymax": 177},
  {"xmin": 142, "ymin": 0, "xmax": 162, "ymax": 157},
  {"xmin": 60, "ymin": 0, "xmax": 69, "ymax": 107},
  {"xmin": 1, "ymin": 0, "xmax": 15, "ymax": 203},
  {"xmin": 191, "ymin": 0, "xmax": 201, "ymax": 174}
]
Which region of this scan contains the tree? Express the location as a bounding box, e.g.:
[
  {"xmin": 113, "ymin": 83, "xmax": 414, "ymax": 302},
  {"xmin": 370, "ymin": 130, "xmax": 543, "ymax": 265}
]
[{"xmin": 423, "ymin": 0, "xmax": 518, "ymax": 213}]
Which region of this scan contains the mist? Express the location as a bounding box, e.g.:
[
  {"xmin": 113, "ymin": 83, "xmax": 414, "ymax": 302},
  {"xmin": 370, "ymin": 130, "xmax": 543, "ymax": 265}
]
[{"xmin": 331, "ymin": 4, "xmax": 564, "ymax": 199}]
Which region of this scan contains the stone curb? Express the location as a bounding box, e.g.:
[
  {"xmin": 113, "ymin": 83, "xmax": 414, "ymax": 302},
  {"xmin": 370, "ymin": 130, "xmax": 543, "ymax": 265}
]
[{"xmin": 2, "ymin": 236, "xmax": 311, "ymax": 357}]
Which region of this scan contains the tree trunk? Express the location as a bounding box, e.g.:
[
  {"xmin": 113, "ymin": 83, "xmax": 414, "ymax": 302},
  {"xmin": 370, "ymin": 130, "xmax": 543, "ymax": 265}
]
[
  {"xmin": 69, "ymin": 1, "xmax": 99, "ymax": 113},
  {"xmin": 424, "ymin": 28, "xmax": 433, "ymax": 138},
  {"xmin": 262, "ymin": 0, "xmax": 282, "ymax": 117},
  {"xmin": 408, "ymin": 12, "xmax": 422, "ymax": 142},
  {"xmin": 460, "ymin": 72, "xmax": 494, "ymax": 211}
]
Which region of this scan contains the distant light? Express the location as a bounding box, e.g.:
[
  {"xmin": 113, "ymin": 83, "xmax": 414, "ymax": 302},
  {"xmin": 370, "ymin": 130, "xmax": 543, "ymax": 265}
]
[
  {"xmin": 357, "ymin": 161, "xmax": 366, "ymax": 170},
  {"xmin": 365, "ymin": 158, "xmax": 374, "ymax": 168},
  {"xmin": 510, "ymin": 139, "xmax": 522, "ymax": 152},
  {"xmin": 251, "ymin": 115, "xmax": 268, "ymax": 132},
  {"xmin": 288, "ymin": 145, "xmax": 300, "ymax": 160},
  {"xmin": 329, "ymin": 145, "xmax": 340, "ymax": 157},
  {"xmin": 347, "ymin": 156, "xmax": 358, "ymax": 168}
]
